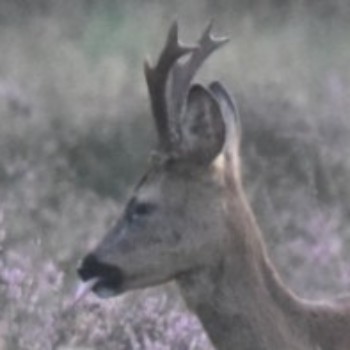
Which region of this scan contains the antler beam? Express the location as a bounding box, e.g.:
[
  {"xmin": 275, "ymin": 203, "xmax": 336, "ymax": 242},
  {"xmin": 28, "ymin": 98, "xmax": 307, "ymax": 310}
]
[
  {"xmin": 144, "ymin": 22, "xmax": 195, "ymax": 151},
  {"xmin": 144, "ymin": 21, "xmax": 228, "ymax": 153},
  {"xmin": 169, "ymin": 22, "xmax": 229, "ymax": 125}
]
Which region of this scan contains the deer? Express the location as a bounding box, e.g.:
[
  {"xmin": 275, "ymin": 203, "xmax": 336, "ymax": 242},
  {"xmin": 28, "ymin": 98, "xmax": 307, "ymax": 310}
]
[{"xmin": 76, "ymin": 22, "xmax": 350, "ymax": 350}]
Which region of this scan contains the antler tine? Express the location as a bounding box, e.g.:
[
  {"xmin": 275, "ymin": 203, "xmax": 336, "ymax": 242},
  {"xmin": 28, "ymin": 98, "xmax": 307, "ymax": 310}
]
[
  {"xmin": 144, "ymin": 21, "xmax": 196, "ymax": 151},
  {"xmin": 170, "ymin": 22, "xmax": 229, "ymax": 119}
]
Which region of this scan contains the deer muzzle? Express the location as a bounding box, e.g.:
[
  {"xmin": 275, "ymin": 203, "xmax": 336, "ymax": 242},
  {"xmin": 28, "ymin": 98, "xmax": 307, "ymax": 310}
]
[{"xmin": 76, "ymin": 253, "xmax": 124, "ymax": 299}]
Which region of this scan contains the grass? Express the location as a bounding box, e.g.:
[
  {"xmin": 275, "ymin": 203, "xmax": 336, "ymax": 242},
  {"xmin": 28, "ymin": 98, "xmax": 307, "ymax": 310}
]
[{"xmin": 1, "ymin": 1, "xmax": 350, "ymax": 348}]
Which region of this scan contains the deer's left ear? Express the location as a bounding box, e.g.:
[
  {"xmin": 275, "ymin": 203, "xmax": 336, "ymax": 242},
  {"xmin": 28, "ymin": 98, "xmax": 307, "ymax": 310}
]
[{"xmin": 180, "ymin": 84, "xmax": 225, "ymax": 165}]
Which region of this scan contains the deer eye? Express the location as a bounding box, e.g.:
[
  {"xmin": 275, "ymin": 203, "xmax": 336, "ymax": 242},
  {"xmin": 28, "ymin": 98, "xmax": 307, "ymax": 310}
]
[
  {"xmin": 132, "ymin": 202, "xmax": 157, "ymax": 217},
  {"xmin": 125, "ymin": 198, "xmax": 157, "ymax": 222}
]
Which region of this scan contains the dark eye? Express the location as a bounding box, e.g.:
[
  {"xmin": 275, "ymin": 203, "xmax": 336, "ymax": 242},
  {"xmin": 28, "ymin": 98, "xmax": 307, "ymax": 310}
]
[{"xmin": 133, "ymin": 202, "xmax": 156, "ymax": 217}]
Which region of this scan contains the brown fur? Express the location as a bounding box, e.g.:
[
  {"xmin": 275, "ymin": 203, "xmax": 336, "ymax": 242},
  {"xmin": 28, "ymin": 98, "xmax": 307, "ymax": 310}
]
[
  {"xmin": 177, "ymin": 157, "xmax": 350, "ymax": 350},
  {"xmin": 78, "ymin": 24, "xmax": 350, "ymax": 350}
]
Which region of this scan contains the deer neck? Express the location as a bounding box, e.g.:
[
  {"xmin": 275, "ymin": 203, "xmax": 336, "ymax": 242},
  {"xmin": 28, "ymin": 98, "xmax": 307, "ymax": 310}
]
[{"xmin": 177, "ymin": 185, "xmax": 312, "ymax": 350}]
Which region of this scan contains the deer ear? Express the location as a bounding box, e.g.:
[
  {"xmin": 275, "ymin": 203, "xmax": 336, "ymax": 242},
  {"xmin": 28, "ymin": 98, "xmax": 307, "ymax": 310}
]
[
  {"xmin": 181, "ymin": 84, "xmax": 225, "ymax": 164},
  {"xmin": 209, "ymin": 81, "xmax": 241, "ymax": 155}
]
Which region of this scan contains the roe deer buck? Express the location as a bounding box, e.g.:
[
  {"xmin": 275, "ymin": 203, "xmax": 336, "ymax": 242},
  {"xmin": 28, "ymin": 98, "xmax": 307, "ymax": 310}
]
[{"xmin": 77, "ymin": 23, "xmax": 350, "ymax": 350}]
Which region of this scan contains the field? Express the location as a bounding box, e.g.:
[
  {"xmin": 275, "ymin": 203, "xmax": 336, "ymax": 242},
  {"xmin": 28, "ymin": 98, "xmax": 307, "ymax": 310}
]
[{"xmin": 1, "ymin": 1, "xmax": 350, "ymax": 349}]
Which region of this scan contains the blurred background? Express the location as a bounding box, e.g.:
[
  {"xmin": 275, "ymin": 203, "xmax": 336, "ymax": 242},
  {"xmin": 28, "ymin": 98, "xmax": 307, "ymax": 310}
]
[{"xmin": 1, "ymin": 1, "xmax": 350, "ymax": 349}]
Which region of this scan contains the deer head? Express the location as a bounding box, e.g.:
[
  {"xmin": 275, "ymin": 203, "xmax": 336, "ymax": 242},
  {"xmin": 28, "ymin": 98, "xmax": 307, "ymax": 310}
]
[
  {"xmin": 75, "ymin": 23, "xmax": 350, "ymax": 350},
  {"xmin": 77, "ymin": 22, "xmax": 240, "ymax": 299}
]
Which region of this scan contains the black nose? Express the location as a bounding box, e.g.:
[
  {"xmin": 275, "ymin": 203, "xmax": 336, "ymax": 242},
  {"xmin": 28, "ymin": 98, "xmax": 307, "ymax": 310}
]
[
  {"xmin": 77, "ymin": 253, "xmax": 101, "ymax": 281},
  {"xmin": 77, "ymin": 253, "xmax": 124, "ymax": 287}
]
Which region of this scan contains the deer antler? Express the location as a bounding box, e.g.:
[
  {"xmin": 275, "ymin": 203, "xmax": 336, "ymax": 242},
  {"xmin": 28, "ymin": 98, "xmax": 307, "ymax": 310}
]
[
  {"xmin": 169, "ymin": 22, "xmax": 229, "ymax": 126},
  {"xmin": 144, "ymin": 21, "xmax": 228, "ymax": 153},
  {"xmin": 144, "ymin": 22, "xmax": 195, "ymax": 151}
]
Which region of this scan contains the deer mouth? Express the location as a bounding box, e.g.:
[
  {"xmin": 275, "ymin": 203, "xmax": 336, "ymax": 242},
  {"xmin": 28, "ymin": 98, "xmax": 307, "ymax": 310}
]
[
  {"xmin": 78, "ymin": 277, "xmax": 121, "ymax": 300},
  {"xmin": 73, "ymin": 275, "xmax": 123, "ymax": 304},
  {"xmin": 76, "ymin": 254, "xmax": 124, "ymax": 301}
]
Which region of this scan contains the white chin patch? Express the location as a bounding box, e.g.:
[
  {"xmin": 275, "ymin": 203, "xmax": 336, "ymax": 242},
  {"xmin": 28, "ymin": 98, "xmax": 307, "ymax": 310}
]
[{"xmin": 94, "ymin": 285, "xmax": 118, "ymax": 299}]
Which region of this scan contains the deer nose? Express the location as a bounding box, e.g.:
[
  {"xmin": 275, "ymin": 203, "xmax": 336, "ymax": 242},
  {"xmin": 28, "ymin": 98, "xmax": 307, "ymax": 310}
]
[
  {"xmin": 77, "ymin": 253, "xmax": 124, "ymax": 287},
  {"xmin": 77, "ymin": 253, "xmax": 101, "ymax": 281}
]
